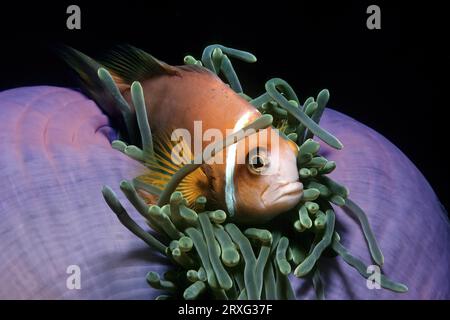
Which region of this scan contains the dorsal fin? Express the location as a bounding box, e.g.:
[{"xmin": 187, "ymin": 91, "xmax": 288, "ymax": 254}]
[{"xmin": 100, "ymin": 45, "xmax": 179, "ymax": 86}]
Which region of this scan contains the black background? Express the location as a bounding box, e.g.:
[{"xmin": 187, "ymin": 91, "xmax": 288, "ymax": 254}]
[
  {"xmin": 0, "ymin": 1, "xmax": 447, "ymax": 209},
  {"xmin": 1, "ymin": 300, "xmax": 448, "ymax": 317}
]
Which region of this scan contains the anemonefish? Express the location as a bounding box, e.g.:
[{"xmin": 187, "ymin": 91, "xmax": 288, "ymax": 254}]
[{"xmin": 62, "ymin": 46, "xmax": 303, "ymax": 223}]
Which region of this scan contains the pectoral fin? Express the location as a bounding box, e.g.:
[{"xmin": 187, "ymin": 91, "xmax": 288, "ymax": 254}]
[{"xmin": 135, "ymin": 132, "xmax": 210, "ymax": 208}]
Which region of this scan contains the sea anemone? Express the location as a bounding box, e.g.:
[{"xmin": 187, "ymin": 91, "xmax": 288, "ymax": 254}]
[{"xmin": 101, "ymin": 45, "xmax": 407, "ymax": 299}]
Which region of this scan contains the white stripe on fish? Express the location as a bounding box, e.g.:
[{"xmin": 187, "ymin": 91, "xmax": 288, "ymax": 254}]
[{"xmin": 225, "ymin": 111, "xmax": 253, "ymax": 216}]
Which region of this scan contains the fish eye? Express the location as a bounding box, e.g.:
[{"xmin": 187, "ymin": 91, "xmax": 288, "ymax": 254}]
[{"xmin": 247, "ymin": 147, "xmax": 270, "ymax": 174}]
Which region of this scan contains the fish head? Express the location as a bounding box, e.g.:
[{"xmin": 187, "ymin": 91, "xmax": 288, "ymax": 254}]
[{"xmin": 230, "ymin": 126, "xmax": 303, "ymax": 223}]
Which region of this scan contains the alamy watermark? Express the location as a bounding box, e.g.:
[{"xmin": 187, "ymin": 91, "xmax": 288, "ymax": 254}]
[
  {"xmin": 65, "ymin": 5, "xmax": 380, "ymax": 31},
  {"xmin": 367, "ymin": 5, "xmax": 381, "ymax": 30},
  {"xmin": 366, "ymin": 265, "xmax": 381, "ymax": 289},
  {"xmin": 66, "ymin": 5, "xmax": 81, "ymax": 30},
  {"xmin": 66, "ymin": 265, "xmax": 81, "ymax": 290},
  {"xmin": 170, "ymin": 121, "xmax": 280, "ymax": 175}
]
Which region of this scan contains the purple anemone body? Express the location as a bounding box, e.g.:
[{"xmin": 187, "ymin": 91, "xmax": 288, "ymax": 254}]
[{"xmin": 0, "ymin": 86, "xmax": 448, "ymax": 299}]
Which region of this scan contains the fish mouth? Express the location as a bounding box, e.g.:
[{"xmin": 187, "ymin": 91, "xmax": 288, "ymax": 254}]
[{"xmin": 261, "ymin": 181, "xmax": 304, "ymax": 209}]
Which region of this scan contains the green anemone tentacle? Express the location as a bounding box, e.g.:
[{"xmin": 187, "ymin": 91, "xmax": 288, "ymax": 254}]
[{"xmin": 100, "ymin": 44, "xmax": 407, "ymax": 300}]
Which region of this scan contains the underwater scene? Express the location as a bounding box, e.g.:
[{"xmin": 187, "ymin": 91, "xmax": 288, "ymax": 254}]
[{"xmin": 0, "ymin": 2, "xmax": 448, "ymax": 305}]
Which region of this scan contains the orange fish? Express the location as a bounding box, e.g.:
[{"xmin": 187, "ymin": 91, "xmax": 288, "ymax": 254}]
[{"xmin": 62, "ymin": 46, "xmax": 303, "ymax": 223}]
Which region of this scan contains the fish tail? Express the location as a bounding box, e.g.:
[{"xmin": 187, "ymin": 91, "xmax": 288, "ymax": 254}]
[
  {"xmin": 58, "ymin": 45, "xmax": 185, "ymax": 143},
  {"xmin": 57, "ymin": 45, "xmax": 135, "ymax": 141}
]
